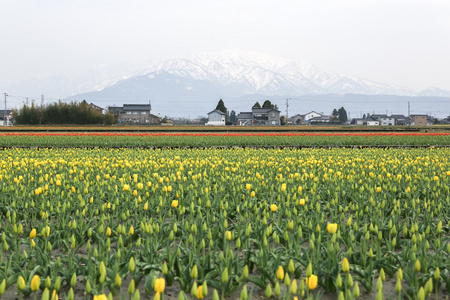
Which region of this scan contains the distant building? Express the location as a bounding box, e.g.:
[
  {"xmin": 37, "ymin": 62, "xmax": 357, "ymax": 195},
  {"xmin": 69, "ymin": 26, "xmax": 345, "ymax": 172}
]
[
  {"xmin": 237, "ymin": 107, "xmax": 281, "ymax": 126},
  {"xmin": 410, "ymin": 114, "xmax": 428, "ymax": 126},
  {"xmin": 89, "ymin": 103, "xmax": 104, "ymax": 113},
  {"xmin": 309, "ymin": 115, "xmax": 330, "ymax": 124},
  {"xmin": 366, "ymin": 116, "xmax": 380, "ymax": 126},
  {"xmin": 0, "ymin": 110, "xmax": 13, "ymax": 126},
  {"xmin": 205, "ymin": 109, "xmax": 226, "ymax": 126},
  {"xmin": 303, "ymin": 111, "xmax": 323, "ymax": 122},
  {"xmin": 350, "ymin": 118, "xmax": 364, "ymax": 125},
  {"xmin": 108, "ymin": 104, "xmax": 160, "ymax": 124},
  {"xmin": 391, "ymin": 114, "xmax": 407, "ymax": 125},
  {"xmin": 290, "ymin": 114, "xmax": 305, "ymax": 125}
]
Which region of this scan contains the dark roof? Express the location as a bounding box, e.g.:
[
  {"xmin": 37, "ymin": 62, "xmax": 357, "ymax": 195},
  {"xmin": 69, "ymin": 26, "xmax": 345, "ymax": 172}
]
[
  {"xmin": 0, "ymin": 110, "xmax": 12, "ymax": 114},
  {"xmin": 391, "ymin": 114, "xmax": 406, "ymax": 119},
  {"xmin": 207, "ymin": 109, "xmax": 226, "ymax": 115},
  {"xmin": 366, "ymin": 116, "xmax": 379, "ymax": 121},
  {"xmin": 372, "ymin": 114, "xmax": 389, "ymax": 118},
  {"xmin": 237, "ymin": 112, "xmax": 253, "ymax": 119},
  {"xmin": 108, "ymin": 107, "xmax": 124, "ymax": 113},
  {"xmin": 123, "ymin": 104, "xmax": 151, "ymax": 111},
  {"xmin": 310, "ymin": 116, "xmax": 330, "ymax": 121},
  {"xmin": 251, "ymin": 108, "xmax": 280, "ymax": 113}
]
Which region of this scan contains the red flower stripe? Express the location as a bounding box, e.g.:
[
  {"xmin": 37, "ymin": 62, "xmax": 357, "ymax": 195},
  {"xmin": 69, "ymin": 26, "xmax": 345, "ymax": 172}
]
[{"xmin": 0, "ymin": 132, "xmax": 449, "ymax": 137}]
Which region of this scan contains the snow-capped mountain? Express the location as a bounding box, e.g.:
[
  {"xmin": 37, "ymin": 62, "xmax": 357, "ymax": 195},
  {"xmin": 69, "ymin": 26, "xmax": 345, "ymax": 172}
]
[{"xmin": 5, "ymin": 50, "xmax": 450, "ymax": 117}]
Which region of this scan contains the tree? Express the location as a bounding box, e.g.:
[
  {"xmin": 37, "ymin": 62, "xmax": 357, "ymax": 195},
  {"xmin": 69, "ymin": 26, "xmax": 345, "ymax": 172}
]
[
  {"xmin": 262, "ymin": 100, "xmax": 273, "ymax": 109},
  {"xmin": 338, "ymin": 107, "xmax": 348, "ymax": 124},
  {"xmin": 252, "ymin": 102, "xmax": 261, "ymax": 109},
  {"xmin": 215, "ymin": 99, "xmax": 227, "ymax": 114},
  {"xmin": 332, "ymin": 109, "xmax": 339, "ymax": 117},
  {"xmin": 363, "ymin": 113, "xmax": 366, "ymax": 120},
  {"xmin": 280, "ymin": 116, "xmax": 286, "ymax": 125},
  {"xmin": 230, "ymin": 110, "xmax": 237, "ymax": 124}
]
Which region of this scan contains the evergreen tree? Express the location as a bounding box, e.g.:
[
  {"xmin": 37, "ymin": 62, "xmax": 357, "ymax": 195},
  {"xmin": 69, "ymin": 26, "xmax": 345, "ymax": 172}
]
[
  {"xmin": 338, "ymin": 107, "xmax": 348, "ymax": 124},
  {"xmin": 363, "ymin": 113, "xmax": 366, "ymax": 120},
  {"xmin": 252, "ymin": 102, "xmax": 261, "ymax": 109},
  {"xmin": 230, "ymin": 110, "xmax": 237, "ymax": 124},
  {"xmin": 215, "ymin": 99, "xmax": 227, "ymax": 114},
  {"xmin": 262, "ymin": 100, "xmax": 273, "ymax": 109},
  {"xmin": 332, "ymin": 108, "xmax": 339, "ymax": 116}
]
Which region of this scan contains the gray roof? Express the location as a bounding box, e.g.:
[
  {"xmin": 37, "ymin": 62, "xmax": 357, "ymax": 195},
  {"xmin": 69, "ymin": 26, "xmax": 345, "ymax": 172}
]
[
  {"xmin": 252, "ymin": 108, "xmax": 280, "ymax": 113},
  {"xmin": 123, "ymin": 104, "xmax": 151, "ymax": 111},
  {"xmin": 237, "ymin": 112, "xmax": 253, "ymax": 119},
  {"xmin": 207, "ymin": 109, "xmax": 226, "ymax": 115},
  {"xmin": 391, "ymin": 114, "xmax": 406, "ymax": 119}
]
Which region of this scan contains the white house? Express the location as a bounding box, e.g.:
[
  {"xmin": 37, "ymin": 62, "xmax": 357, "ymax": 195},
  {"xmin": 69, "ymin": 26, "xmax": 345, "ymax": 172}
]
[
  {"xmin": 206, "ymin": 109, "xmax": 226, "ymax": 126},
  {"xmin": 366, "ymin": 116, "xmax": 380, "ymax": 126},
  {"xmin": 303, "ymin": 111, "xmax": 323, "ymax": 122}
]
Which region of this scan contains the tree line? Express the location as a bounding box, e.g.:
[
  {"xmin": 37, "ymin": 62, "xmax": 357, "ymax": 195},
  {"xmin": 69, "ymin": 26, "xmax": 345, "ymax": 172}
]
[{"xmin": 12, "ymin": 101, "xmax": 116, "ymax": 125}]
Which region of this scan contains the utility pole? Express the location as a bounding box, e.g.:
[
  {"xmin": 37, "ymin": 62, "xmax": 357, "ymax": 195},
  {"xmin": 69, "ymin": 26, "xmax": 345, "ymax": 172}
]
[
  {"xmin": 3, "ymin": 93, "xmax": 8, "ymax": 126},
  {"xmin": 408, "ymin": 101, "xmax": 410, "ymax": 117},
  {"xmin": 286, "ymin": 98, "xmax": 290, "ymax": 124},
  {"xmin": 26, "ymin": 98, "xmax": 29, "ymax": 106},
  {"xmin": 41, "ymin": 94, "xmax": 44, "ymax": 107}
]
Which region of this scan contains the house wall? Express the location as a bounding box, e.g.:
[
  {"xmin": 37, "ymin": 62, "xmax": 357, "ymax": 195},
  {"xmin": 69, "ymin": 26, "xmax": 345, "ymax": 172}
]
[
  {"xmin": 411, "ymin": 116, "xmax": 427, "ymax": 126},
  {"xmin": 304, "ymin": 112, "xmax": 322, "ymax": 120},
  {"xmin": 380, "ymin": 118, "xmax": 395, "ymax": 126},
  {"xmin": 268, "ymin": 111, "xmax": 280, "ymax": 125},
  {"xmin": 367, "ymin": 121, "xmax": 379, "ymax": 126},
  {"xmin": 208, "ymin": 112, "xmax": 225, "ymax": 122},
  {"xmin": 119, "ymin": 110, "xmax": 152, "ymax": 123}
]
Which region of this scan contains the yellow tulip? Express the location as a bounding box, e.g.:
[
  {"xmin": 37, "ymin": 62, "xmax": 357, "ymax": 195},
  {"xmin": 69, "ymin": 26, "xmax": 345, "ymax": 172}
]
[
  {"xmin": 307, "ymin": 274, "xmax": 318, "ymax": 290},
  {"xmin": 31, "ymin": 275, "xmax": 40, "ymax": 292},
  {"xmin": 171, "ymin": 200, "xmax": 178, "ymax": 208},
  {"xmin": 270, "ymin": 204, "xmax": 277, "ymax": 212},
  {"xmin": 299, "ymin": 199, "xmax": 305, "ymax": 205},
  {"xmin": 154, "ymin": 278, "xmax": 165, "ymax": 293},
  {"xmin": 342, "ymin": 258, "xmax": 350, "ymax": 273},
  {"xmin": 197, "ymin": 285, "xmax": 204, "ymax": 299},
  {"xmin": 30, "ymin": 228, "xmax": 36, "ymax": 239},
  {"xmin": 327, "ymin": 223, "xmax": 337, "ymax": 234},
  {"xmin": 276, "ymin": 266, "xmax": 284, "ymax": 280}
]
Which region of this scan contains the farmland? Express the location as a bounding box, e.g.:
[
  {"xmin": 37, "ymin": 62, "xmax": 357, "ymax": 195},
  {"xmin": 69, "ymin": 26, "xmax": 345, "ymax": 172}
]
[
  {"xmin": 0, "ymin": 131, "xmax": 449, "ymax": 300},
  {"xmin": 0, "ymin": 132, "xmax": 449, "ymax": 147}
]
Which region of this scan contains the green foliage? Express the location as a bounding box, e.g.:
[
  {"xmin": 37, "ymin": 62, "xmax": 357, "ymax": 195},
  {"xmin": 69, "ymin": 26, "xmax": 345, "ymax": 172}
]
[
  {"xmin": 215, "ymin": 99, "xmax": 227, "ymax": 114},
  {"xmin": 12, "ymin": 100, "xmax": 116, "ymax": 125},
  {"xmin": 252, "ymin": 102, "xmax": 261, "ymax": 109}
]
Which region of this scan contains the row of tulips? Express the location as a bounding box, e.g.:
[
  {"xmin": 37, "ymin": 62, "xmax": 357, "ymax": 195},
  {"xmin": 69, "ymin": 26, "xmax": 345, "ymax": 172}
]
[
  {"xmin": 0, "ymin": 132, "xmax": 450, "ymax": 146},
  {"xmin": 0, "ymin": 147, "xmax": 449, "ymax": 299}
]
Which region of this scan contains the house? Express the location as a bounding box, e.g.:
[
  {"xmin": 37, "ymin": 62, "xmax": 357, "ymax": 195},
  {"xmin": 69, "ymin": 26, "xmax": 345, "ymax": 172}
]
[
  {"xmin": 303, "ymin": 111, "xmax": 323, "ymax": 122},
  {"xmin": 0, "ymin": 110, "xmax": 13, "ymax": 126},
  {"xmin": 410, "ymin": 114, "xmax": 428, "ymax": 126},
  {"xmin": 237, "ymin": 107, "xmax": 281, "ymax": 126},
  {"xmin": 290, "ymin": 114, "xmax": 305, "ymax": 125},
  {"xmin": 370, "ymin": 114, "xmax": 396, "ymax": 126},
  {"xmin": 108, "ymin": 104, "xmax": 160, "ymax": 124},
  {"xmin": 350, "ymin": 118, "xmax": 364, "ymax": 125},
  {"xmin": 391, "ymin": 114, "xmax": 407, "ymax": 125},
  {"xmin": 205, "ymin": 109, "xmax": 226, "ymax": 126},
  {"xmin": 309, "ymin": 115, "xmax": 330, "ymax": 124},
  {"xmin": 366, "ymin": 116, "xmax": 380, "ymax": 126},
  {"xmin": 89, "ymin": 103, "xmax": 104, "ymax": 113}
]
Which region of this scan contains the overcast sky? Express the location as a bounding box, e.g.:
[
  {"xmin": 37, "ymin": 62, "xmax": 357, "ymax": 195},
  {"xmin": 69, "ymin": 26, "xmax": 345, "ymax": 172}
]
[{"xmin": 1, "ymin": 0, "xmax": 450, "ymax": 91}]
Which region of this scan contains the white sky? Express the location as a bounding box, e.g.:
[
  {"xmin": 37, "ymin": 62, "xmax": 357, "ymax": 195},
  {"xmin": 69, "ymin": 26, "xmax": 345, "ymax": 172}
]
[{"xmin": 1, "ymin": 0, "xmax": 450, "ymax": 91}]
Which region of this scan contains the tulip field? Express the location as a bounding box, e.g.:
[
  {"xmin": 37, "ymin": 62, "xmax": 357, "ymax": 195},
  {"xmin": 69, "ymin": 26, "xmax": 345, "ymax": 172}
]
[
  {"xmin": 0, "ymin": 132, "xmax": 450, "ymax": 147},
  {"xmin": 0, "ymin": 133, "xmax": 449, "ymax": 300}
]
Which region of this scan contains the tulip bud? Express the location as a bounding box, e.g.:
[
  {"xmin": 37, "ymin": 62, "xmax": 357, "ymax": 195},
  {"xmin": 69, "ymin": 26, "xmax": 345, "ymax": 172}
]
[
  {"xmin": 434, "ymin": 267, "xmax": 440, "ymax": 280},
  {"xmin": 306, "ymin": 262, "xmax": 312, "ymax": 277},
  {"xmin": 284, "ymin": 273, "xmax": 291, "ymax": 287},
  {"xmin": 31, "ymin": 275, "xmax": 40, "ymax": 292},
  {"xmin": 67, "ymin": 288, "xmax": 74, "ymax": 300},
  {"xmin": 288, "ymin": 259, "xmax": 295, "ymax": 274},
  {"xmin": 190, "ymin": 282, "xmax": 198, "ymax": 299},
  {"xmin": 70, "ymin": 273, "xmax": 77, "ymax": 288},
  {"xmin": 336, "ymin": 274, "xmax": 342, "ymax": 288},
  {"xmin": 240, "ymin": 285, "xmax": 248, "ymax": 300},
  {"xmin": 54, "ymin": 276, "xmax": 61, "ymax": 291},
  {"xmin": 379, "ymin": 268, "xmax": 385, "ymax": 281},
  {"xmin": 243, "ymin": 265, "xmax": 249, "ymax": 279},
  {"xmin": 128, "ymin": 280, "xmax": 135, "ymax": 295},
  {"xmin": 353, "ymin": 282, "xmax": 360, "ymax": 298},
  {"xmin": 274, "ymin": 282, "xmax": 281, "ymax": 297},
  {"xmin": 276, "ymin": 266, "xmax": 284, "ymax": 280},
  {"xmin": 265, "ymin": 284, "xmax": 272, "ymax": 298},
  {"xmin": 0, "ymin": 279, "xmax": 5, "ymax": 296},
  {"xmin": 85, "ymin": 280, "xmax": 92, "ymax": 294},
  {"xmin": 212, "ymin": 289, "xmax": 219, "ymax": 300},
  {"xmin": 191, "ymin": 265, "xmax": 198, "ymax": 279},
  {"xmin": 115, "ymin": 274, "xmax": 122, "ymax": 288},
  {"xmin": 129, "ymin": 257, "xmax": 136, "ymax": 273},
  {"xmin": 222, "ymin": 268, "xmax": 229, "ymax": 283},
  {"xmin": 415, "ymin": 259, "xmax": 421, "ymax": 272}
]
